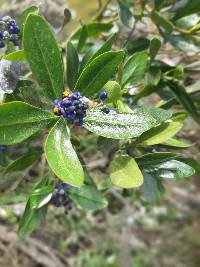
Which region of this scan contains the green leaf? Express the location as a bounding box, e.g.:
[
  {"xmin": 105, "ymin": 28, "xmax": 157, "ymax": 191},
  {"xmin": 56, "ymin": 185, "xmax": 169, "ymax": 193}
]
[
  {"xmin": 3, "ymin": 50, "xmax": 26, "ymax": 61},
  {"xmin": 103, "ymin": 81, "xmax": 121, "ymax": 103},
  {"xmin": 3, "ymin": 151, "xmax": 41, "ymax": 174},
  {"xmin": 134, "ymin": 106, "xmax": 171, "ymax": 124},
  {"xmin": 151, "ymin": 11, "xmax": 173, "ymax": 33},
  {"xmin": 63, "ymin": 8, "xmax": 72, "ymax": 25},
  {"xmin": 149, "ymin": 38, "xmax": 161, "ymax": 60},
  {"xmin": 165, "ymin": 34, "xmax": 200, "ymax": 52},
  {"xmin": 23, "ymin": 14, "xmax": 64, "ymax": 100},
  {"xmin": 66, "ymin": 42, "xmax": 79, "ymax": 90},
  {"xmin": 0, "ymin": 101, "xmax": 56, "ymax": 145},
  {"xmin": 71, "ymin": 22, "xmax": 113, "ymax": 39},
  {"xmin": 162, "ymin": 137, "xmax": 192, "ymax": 148},
  {"xmin": 83, "ymin": 109, "xmax": 156, "ymax": 139},
  {"xmin": 122, "ymin": 51, "xmax": 148, "ymax": 87},
  {"xmin": 136, "ymin": 152, "xmax": 179, "ymax": 166},
  {"xmin": 136, "ymin": 121, "xmax": 183, "ymax": 146},
  {"xmin": 109, "ymin": 155, "xmax": 143, "ymax": 188},
  {"xmin": 19, "ymin": 5, "xmax": 39, "ymax": 29},
  {"xmin": 45, "ymin": 118, "xmax": 84, "ymax": 187},
  {"xmin": 75, "ymin": 50, "xmax": 125, "ymax": 97},
  {"xmin": 172, "ymin": 0, "xmax": 200, "ymax": 20},
  {"xmin": 68, "ymin": 185, "xmax": 108, "ymax": 210},
  {"xmin": 166, "ymin": 81, "xmax": 199, "ymax": 123},
  {"xmin": 145, "ymin": 67, "xmax": 161, "ymax": 86},
  {"xmin": 18, "ymin": 178, "xmax": 52, "ymax": 239},
  {"xmin": 117, "ymin": 0, "xmax": 134, "ymax": 27},
  {"xmin": 126, "ymin": 37, "xmax": 150, "ymax": 54},
  {"xmin": 137, "ymin": 153, "xmax": 195, "ymax": 180},
  {"xmin": 88, "ymin": 33, "xmax": 117, "ymax": 63},
  {"xmin": 153, "ymin": 0, "xmax": 165, "ymax": 10},
  {"xmin": 77, "ymin": 25, "xmax": 88, "ymax": 52},
  {"xmin": 147, "ymin": 160, "xmax": 195, "ymax": 179},
  {"xmin": 141, "ymin": 172, "xmax": 164, "ymax": 203}
]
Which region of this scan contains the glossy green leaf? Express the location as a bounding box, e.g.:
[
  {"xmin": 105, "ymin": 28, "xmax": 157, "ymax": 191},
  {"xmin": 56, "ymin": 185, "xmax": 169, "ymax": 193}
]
[
  {"xmin": 83, "ymin": 109, "xmax": 156, "ymax": 139},
  {"xmin": 147, "ymin": 160, "xmax": 195, "ymax": 179},
  {"xmin": 88, "ymin": 33, "xmax": 117, "ymax": 63},
  {"xmin": 141, "ymin": 172, "xmax": 165, "ymax": 203},
  {"xmin": 136, "ymin": 121, "xmax": 183, "ymax": 146},
  {"xmin": 23, "ymin": 14, "xmax": 64, "ymax": 100},
  {"xmin": 172, "ymin": 0, "xmax": 200, "ymax": 20},
  {"xmin": 75, "ymin": 50, "xmax": 125, "ymax": 97},
  {"xmin": 122, "ymin": 51, "xmax": 148, "ymax": 87},
  {"xmin": 3, "ymin": 50, "xmax": 26, "ymax": 61},
  {"xmin": 66, "ymin": 42, "xmax": 79, "ymax": 90},
  {"xmin": 175, "ymin": 14, "xmax": 200, "ymax": 29},
  {"xmin": 167, "ymin": 81, "xmax": 200, "ymax": 123},
  {"xmin": 109, "ymin": 155, "xmax": 143, "ymax": 188},
  {"xmin": 137, "ymin": 153, "xmax": 195, "ymax": 180},
  {"xmin": 151, "ymin": 11, "xmax": 173, "ymax": 33},
  {"xmin": 18, "ymin": 178, "xmax": 52, "ymax": 239},
  {"xmin": 3, "ymin": 151, "xmax": 41, "ymax": 174},
  {"xmin": 68, "ymin": 185, "xmax": 108, "ymax": 210},
  {"xmin": 45, "ymin": 118, "xmax": 84, "ymax": 187},
  {"xmin": 77, "ymin": 25, "xmax": 88, "ymax": 52},
  {"xmin": 0, "ymin": 101, "xmax": 55, "ymax": 145},
  {"xmin": 19, "ymin": 5, "xmax": 39, "ymax": 29},
  {"xmin": 149, "ymin": 38, "xmax": 161, "ymax": 60}
]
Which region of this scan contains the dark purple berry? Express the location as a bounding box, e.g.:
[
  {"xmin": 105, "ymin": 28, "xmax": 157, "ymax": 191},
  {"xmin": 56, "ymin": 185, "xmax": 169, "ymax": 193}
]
[
  {"xmin": 102, "ymin": 108, "xmax": 110, "ymax": 114},
  {"xmin": 61, "ymin": 99, "xmax": 72, "ymax": 107},
  {"xmin": 99, "ymin": 91, "xmax": 108, "ymax": 101}
]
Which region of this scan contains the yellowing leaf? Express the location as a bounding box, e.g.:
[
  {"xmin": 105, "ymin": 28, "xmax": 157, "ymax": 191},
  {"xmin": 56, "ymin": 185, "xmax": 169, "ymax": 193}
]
[{"xmin": 109, "ymin": 155, "xmax": 143, "ymax": 188}]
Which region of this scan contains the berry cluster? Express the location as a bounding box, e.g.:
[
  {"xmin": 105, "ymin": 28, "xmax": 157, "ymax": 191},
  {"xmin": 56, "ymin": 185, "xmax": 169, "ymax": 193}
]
[
  {"xmin": 52, "ymin": 183, "xmax": 72, "ymax": 214},
  {"xmin": 53, "ymin": 91, "xmax": 92, "ymax": 126},
  {"xmin": 0, "ymin": 16, "xmax": 20, "ymax": 48},
  {"xmin": 53, "ymin": 90, "xmax": 110, "ymax": 125}
]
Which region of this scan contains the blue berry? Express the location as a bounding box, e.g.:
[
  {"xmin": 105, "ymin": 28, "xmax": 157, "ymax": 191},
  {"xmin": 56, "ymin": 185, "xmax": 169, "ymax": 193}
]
[
  {"xmin": 102, "ymin": 108, "xmax": 110, "ymax": 114},
  {"xmin": 61, "ymin": 99, "xmax": 72, "ymax": 107},
  {"xmin": 68, "ymin": 105, "xmax": 76, "ymax": 112},
  {"xmin": 54, "ymin": 99, "xmax": 59, "ymax": 105},
  {"xmin": 99, "ymin": 91, "xmax": 108, "ymax": 101},
  {"xmin": 13, "ymin": 25, "xmax": 20, "ymax": 34},
  {"xmin": 52, "ymin": 183, "xmax": 72, "ymax": 213},
  {"xmin": 0, "ymin": 16, "xmax": 20, "ymax": 47},
  {"xmin": 8, "ymin": 25, "xmax": 14, "ymax": 34}
]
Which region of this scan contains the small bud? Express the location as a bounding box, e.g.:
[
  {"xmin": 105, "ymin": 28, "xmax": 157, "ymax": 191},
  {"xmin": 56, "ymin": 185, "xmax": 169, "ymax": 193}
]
[{"xmin": 62, "ymin": 91, "xmax": 70, "ymax": 98}]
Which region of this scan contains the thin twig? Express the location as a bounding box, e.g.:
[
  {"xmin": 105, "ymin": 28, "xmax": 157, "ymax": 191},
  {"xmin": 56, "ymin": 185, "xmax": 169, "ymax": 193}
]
[{"xmin": 93, "ymin": 0, "xmax": 112, "ymax": 21}]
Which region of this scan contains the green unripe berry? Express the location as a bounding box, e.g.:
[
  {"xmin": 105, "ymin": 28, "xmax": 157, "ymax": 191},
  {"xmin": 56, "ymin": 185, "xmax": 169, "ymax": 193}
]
[{"xmin": 102, "ymin": 81, "xmax": 121, "ymax": 103}]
